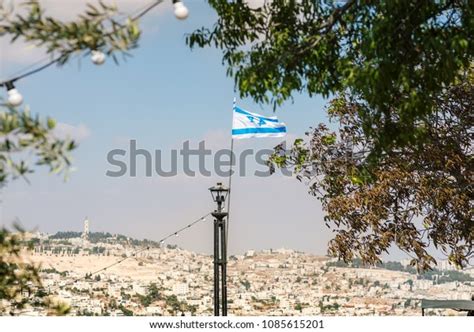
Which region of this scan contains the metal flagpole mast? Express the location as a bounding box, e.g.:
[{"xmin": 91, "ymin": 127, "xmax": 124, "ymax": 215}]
[{"xmin": 226, "ymin": 98, "xmax": 236, "ymax": 251}]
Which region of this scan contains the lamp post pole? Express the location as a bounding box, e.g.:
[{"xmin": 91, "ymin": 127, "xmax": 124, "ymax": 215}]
[{"xmin": 209, "ymin": 182, "xmax": 229, "ymax": 316}]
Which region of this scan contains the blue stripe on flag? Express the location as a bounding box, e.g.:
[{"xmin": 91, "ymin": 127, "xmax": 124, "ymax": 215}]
[
  {"xmin": 234, "ymin": 107, "xmax": 279, "ymax": 123},
  {"xmin": 232, "ymin": 127, "xmax": 287, "ymax": 135}
]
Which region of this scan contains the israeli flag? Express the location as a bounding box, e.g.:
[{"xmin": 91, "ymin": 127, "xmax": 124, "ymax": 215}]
[{"xmin": 232, "ymin": 105, "xmax": 287, "ymax": 139}]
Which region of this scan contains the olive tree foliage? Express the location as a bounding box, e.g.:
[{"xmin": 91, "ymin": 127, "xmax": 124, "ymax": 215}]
[
  {"xmin": 0, "ymin": 0, "xmax": 141, "ymax": 64},
  {"xmin": 0, "ymin": 225, "xmax": 70, "ymax": 315},
  {"xmin": 0, "ymin": 0, "xmax": 144, "ymax": 186},
  {"xmin": 268, "ymin": 73, "xmax": 473, "ymax": 271},
  {"xmin": 0, "ymin": 104, "xmax": 76, "ymax": 185},
  {"xmin": 187, "ymin": 0, "xmax": 473, "ymax": 157},
  {"xmin": 0, "ymin": 226, "xmax": 40, "ymax": 314}
]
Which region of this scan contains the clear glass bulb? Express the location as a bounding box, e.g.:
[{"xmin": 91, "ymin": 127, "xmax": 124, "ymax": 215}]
[
  {"xmin": 173, "ymin": 1, "xmax": 189, "ymax": 20},
  {"xmin": 91, "ymin": 50, "xmax": 106, "ymax": 65},
  {"xmin": 7, "ymin": 88, "xmax": 23, "ymax": 106}
]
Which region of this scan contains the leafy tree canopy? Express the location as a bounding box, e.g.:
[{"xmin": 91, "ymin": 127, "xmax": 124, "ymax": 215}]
[
  {"xmin": 188, "ymin": 0, "xmax": 473, "ymax": 156},
  {"xmin": 0, "ymin": 104, "xmax": 75, "ymax": 186},
  {"xmin": 269, "ymin": 70, "xmax": 473, "ymax": 271}
]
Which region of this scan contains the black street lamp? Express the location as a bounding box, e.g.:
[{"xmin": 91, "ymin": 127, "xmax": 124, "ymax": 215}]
[{"xmin": 209, "ymin": 182, "xmax": 229, "ymax": 316}]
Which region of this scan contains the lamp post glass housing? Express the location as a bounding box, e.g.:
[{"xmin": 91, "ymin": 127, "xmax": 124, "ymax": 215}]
[
  {"xmin": 209, "ymin": 182, "xmax": 229, "ymax": 205},
  {"xmin": 209, "ymin": 182, "xmax": 229, "ymax": 316}
]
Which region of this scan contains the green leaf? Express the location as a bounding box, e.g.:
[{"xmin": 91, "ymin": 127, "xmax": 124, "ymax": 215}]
[{"xmin": 47, "ymin": 117, "xmax": 56, "ymax": 129}]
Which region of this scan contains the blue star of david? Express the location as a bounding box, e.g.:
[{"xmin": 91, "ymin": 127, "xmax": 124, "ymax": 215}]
[{"xmin": 247, "ymin": 115, "xmax": 266, "ymax": 126}]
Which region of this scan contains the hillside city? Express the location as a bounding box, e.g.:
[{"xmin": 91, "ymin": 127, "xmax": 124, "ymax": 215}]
[{"xmin": 6, "ymin": 227, "xmax": 474, "ymax": 317}]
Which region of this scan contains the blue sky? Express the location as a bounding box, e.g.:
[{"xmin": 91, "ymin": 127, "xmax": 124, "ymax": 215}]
[{"xmin": 0, "ymin": 1, "xmax": 418, "ymax": 260}]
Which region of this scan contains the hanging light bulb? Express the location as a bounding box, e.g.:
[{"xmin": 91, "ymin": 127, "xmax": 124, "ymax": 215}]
[
  {"xmin": 91, "ymin": 50, "xmax": 106, "ymax": 65},
  {"xmin": 172, "ymin": 0, "xmax": 189, "ymax": 20},
  {"xmin": 5, "ymin": 81, "xmax": 23, "ymax": 107},
  {"xmin": 174, "ymin": 232, "xmax": 179, "ymax": 237},
  {"xmin": 201, "ymin": 217, "xmax": 206, "ymax": 222}
]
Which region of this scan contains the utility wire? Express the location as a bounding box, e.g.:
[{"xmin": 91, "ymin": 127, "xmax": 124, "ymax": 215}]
[{"xmin": 0, "ymin": 0, "xmax": 164, "ymax": 87}]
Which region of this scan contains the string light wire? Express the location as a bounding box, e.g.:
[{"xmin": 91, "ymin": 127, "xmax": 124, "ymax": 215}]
[{"xmin": 45, "ymin": 211, "xmax": 211, "ymax": 293}]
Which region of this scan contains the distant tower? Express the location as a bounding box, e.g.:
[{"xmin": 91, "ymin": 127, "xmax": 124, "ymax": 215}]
[{"xmin": 82, "ymin": 217, "xmax": 90, "ymax": 243}]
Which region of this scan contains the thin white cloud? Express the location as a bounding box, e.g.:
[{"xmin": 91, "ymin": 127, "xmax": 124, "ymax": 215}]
[
  {"xmin": 200, "ymin": 129, "xmax": 231, "ymax": 150},
  {"xmin": 53, "ymin": 122, "xmax": 91, "ymax": 142}
]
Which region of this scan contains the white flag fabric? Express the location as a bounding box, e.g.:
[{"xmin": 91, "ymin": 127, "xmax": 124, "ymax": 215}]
[{"xmin": 232, "ymin": 105, "xmax": 287, "ymax": 139}]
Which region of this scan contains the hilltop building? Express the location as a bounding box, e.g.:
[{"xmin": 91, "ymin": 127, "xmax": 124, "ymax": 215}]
[{"xmin": 81, "ymin": 217, "xmax": 90, "ymax": 246}]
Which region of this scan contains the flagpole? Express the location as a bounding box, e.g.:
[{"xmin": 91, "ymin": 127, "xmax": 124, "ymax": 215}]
[
  {"xmin": 225, "ymin": 98, "xmax": 236, "ymax": 254},
  {"xmin": 226, "ymin": 138, "xmax": 234, "ymax": 235}
]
